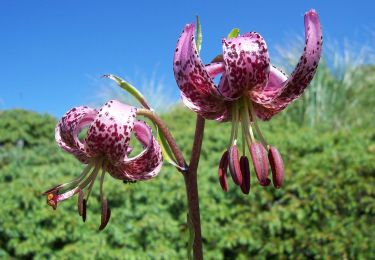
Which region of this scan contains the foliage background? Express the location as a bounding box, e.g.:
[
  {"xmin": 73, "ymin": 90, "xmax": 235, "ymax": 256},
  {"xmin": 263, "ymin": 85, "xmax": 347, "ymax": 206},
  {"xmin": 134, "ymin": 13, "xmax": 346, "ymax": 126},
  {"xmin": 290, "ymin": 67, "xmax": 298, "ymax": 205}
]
[{"xmin": 1, "ymin": 43, "xmax": 375, "ymax": 259}]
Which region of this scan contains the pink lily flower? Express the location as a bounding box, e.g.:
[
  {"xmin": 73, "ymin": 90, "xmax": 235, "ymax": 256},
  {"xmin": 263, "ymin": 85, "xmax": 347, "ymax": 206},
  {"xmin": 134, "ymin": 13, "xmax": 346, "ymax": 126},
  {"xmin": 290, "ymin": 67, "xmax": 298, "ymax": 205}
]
[
  {"xmin": 174, "ymin": 10, "xmax": 322, "ymax": 192},
  {"xmin": 44, "ymin": 100, "xmax": 163, "ymax": 230}
]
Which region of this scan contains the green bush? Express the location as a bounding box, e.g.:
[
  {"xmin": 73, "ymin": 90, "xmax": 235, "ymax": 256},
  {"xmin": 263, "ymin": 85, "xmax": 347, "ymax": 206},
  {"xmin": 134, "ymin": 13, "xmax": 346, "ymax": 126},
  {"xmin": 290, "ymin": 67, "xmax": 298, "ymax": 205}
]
[
  {"xmin": 0, "ymin": 107, "xmax": 374, "ymax": 259},
  {"xmin": 0, "ymin": 110, "xmax": 56, "ymax": 148}
]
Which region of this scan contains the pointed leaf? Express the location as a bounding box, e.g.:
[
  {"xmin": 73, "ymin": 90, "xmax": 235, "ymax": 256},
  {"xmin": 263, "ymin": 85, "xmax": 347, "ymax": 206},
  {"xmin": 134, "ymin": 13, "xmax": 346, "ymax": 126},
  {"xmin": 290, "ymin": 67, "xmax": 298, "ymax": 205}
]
[
  {"xmin": 227, "ymin": 28, "xmax": 240, "ymax": 39},
  {"xmin": 195, "ymin": 16, "xmax": 202, "ymax": 53},
  {"xmin": 102, "ymin": 74, "xmax": 150, "ymax": 109}
]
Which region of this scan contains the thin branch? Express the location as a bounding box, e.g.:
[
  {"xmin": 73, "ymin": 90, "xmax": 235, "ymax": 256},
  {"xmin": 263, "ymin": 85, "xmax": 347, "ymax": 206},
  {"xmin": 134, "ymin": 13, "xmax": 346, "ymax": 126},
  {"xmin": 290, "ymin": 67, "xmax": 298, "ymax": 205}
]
[{"xmin": 136, "ymin": 108, "xmax": 187, "ymax": 171}]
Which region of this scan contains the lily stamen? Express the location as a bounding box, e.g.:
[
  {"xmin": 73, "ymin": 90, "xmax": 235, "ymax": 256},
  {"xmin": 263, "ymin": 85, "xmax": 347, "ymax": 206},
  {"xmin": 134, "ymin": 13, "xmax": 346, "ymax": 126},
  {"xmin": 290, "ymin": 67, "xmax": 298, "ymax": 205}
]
[
  {"xmin": 99, "ymin": 169, "xmax": 111, "ymax": 230},
  {"xmin": 83, "ymin": 159, "xmax": 103, "ymax": 203}
]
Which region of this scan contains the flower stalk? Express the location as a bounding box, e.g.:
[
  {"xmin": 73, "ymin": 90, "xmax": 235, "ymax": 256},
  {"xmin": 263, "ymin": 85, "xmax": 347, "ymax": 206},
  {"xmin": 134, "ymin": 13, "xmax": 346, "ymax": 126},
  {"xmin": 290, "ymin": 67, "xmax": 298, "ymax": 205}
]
[
  {"xmin": 185, "ymin": 115, "xmax": 205, "ymax": 260},
  {"xmin": 138, "ymin": 108, "xmax": 205, "ymax": 259},
  {"xmin": 136, "ymin": 108, "xmax": 187, "ymax": 171}
]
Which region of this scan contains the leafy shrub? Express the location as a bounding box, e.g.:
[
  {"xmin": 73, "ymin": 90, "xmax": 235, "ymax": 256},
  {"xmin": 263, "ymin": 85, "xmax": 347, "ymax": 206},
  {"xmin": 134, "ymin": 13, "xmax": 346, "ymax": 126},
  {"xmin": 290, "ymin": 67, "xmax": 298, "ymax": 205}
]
[
  {"xmin": 0, "ymin": 110, "xmax": 56, "ymax": 148},
  {"xmin": 0, "ymin": 108, "xmax": 374, "ymax": 259}
]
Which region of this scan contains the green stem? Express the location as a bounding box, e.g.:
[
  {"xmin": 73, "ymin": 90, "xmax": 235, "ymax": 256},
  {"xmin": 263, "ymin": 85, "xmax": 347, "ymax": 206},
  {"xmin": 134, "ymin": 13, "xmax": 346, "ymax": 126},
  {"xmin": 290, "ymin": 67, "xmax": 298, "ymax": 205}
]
[{"xmin": 137, "ymin": 109, "xmax": 205, "ymax": 259}]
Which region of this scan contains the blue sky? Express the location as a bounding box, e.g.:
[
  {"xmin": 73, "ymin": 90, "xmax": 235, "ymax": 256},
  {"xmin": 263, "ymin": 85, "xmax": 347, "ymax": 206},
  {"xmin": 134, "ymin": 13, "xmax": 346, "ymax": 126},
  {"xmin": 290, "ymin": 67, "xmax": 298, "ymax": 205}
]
[{"xmin": 0, "ymin": 0, "xmax": 374, "ymax": 117}]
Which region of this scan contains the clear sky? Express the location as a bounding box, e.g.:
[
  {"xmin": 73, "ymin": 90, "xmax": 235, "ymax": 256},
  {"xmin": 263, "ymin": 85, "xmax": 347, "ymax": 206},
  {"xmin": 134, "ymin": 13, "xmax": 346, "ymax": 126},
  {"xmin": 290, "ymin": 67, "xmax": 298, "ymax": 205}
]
[{"xmin": 1, "ymin": 0, "xmax": 374, "ymax": 117}]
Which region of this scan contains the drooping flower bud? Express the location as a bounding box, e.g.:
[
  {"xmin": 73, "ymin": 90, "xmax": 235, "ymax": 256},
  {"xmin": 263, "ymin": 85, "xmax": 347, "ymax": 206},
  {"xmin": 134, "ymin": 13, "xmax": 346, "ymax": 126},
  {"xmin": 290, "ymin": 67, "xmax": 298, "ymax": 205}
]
[
  {"xmin": 240, "ymin": 156, "xmax": 250, "ymax": 194},
  {"xmin": 250, "ymin": 142, "xmax": 270, "ymax": 186},
  {"xmin": 268, "ymin": 146, "xmax": 285, "ymax": 188},
  {"xmin": 218, "ymin": 151, "xmax": 229, "ymax": 192},
  {"xmin": 228, "ymin": 145, "xmax": 243, "ymax": 186}
]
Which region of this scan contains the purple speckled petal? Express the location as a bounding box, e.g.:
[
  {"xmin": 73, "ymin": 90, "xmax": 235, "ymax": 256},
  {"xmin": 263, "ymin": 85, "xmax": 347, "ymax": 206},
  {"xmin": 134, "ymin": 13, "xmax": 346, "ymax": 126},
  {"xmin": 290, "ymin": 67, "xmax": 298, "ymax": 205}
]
[
  {"xmin": 250, "ymin": 65, "xmax": 288, "ymax": 104},
  {"xmin": 85, "ymin": 100, "xmax": 137, "ymax": 164},
  {"xmin": 254, "ymin": 9, "xmax": 322, "ymax": 120},
  {"xmin": 221, "ymin": 32, "xmax": 270, "ymax": 99},
  {"xmin": 180, "ymin": 92, "xmax": 230, "ymax": 121},
  {"xmin": 205, "ymin": 61, "xmax": 225, "ymax": 78},
  {"xmin": 217, "ymin": 72, "xmax": 235, "ymax": 101},
  {"xmin": 55, "ymin": 106, "xmax": 97, "ymax": 163},
  {"xmin": 108, "ymin": 121, "xmax": 163, "ymax": 181},
  {"xmin": 174, "ymin": 23, "xmax": 226, "ymax": 119}
]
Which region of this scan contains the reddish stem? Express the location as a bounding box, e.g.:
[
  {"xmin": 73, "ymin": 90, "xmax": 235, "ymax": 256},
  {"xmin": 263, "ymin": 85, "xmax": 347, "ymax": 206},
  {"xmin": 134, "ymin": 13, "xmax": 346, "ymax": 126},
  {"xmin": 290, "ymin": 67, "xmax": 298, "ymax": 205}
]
[
  {"xmin": 137, "ymin": 109, "xmax": 205, "ymax": 259},
  {"xmin": 185, "ymin": 115, "xmax": 205, "ymax": 260}
]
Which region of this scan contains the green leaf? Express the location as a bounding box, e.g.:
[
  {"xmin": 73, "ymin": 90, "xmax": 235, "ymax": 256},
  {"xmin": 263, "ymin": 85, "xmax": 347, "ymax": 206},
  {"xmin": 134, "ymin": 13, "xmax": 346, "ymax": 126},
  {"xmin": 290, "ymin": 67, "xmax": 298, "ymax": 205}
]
[
  {"xmin": 152, "ymin": 122, "xmax": 181, "ymax": 169},
  {"xmin": 103, "ymin": 74, "xmax": 150, "ymax": 109},
  {"xmin": 227, "ymin": 28, "xmax": 240, "ymax": 39},
  {"xmin": 195, "ymin": 16, "xmax": 202, "ymax": 53}
]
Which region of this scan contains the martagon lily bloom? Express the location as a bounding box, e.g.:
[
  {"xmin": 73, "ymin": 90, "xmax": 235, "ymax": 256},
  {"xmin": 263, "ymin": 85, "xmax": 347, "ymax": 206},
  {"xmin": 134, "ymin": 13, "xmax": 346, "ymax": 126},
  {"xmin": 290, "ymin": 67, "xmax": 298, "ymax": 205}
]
[
  {"xmin": 44, "ymin": 100, "xmax": 163, "ymax": 230},
  {"xmin": 174, "ymin": 10, "xmax": 322, "ymax": 192}
]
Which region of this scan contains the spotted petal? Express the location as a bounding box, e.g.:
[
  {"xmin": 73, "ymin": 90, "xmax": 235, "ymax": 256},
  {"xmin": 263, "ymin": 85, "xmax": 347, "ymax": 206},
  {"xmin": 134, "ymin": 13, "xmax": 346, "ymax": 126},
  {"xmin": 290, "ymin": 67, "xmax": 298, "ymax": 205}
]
[
  {"xmin": 250, "ymin": 65, "xmax": 288, "ymax": 104},
  {"xmin": 205, "ymin": 61, "xmax": 225, "ymax": 78},
  {"xmin": 85, "ymin": 100, "xmax": 137, "ymax": 164},
  {"xmin": 108, "ymin": 121, "xmax": 163, "ymax": 181},
  {"xmin": 174, "ymin": 23, "xmax": 226, "ymax": 120},
  {"xmin": 55, "ymin": 106, "xmax": 97, "ymax": 163},
  {"xmin": 254, "ymin": 9, "xmax": 322, "ymax": 120},
  {"xmin": 221, "ymin": 32, "xmax": 270, "ymax": 100}
]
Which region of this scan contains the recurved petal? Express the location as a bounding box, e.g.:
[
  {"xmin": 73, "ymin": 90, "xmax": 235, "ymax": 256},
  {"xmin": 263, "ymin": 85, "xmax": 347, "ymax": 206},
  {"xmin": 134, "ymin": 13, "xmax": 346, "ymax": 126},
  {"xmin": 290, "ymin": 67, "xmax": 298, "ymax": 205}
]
[
  {"xmin": 205, "ymin": 61, "xmax": 225, "ymax": 78},
  {"xmin": 85, "ymin": 100, "xmax": 137, "ymax": 164},
  {"xmin": 221, "ymin": 32, "xmax": 270, "ymax": 100},
  {"xmin": 55, "ymin": 106, "xmax": 97, "ymax": 163},
  {"xmin": 108, "ymin": 121, "xmax": 163, "ymax": 181},
  {"xmin": 180, "ymin": 92, "xmax": 229, "ymax": 121},
  {"xmin": 249, "ymin": 65, "xmax": 288, "ymax": 104},
  {"xmin": 254, "ymin": 9, "xmax": 322, "ymax": 120},
  {"xmin": 174, "ymin": 23, "xmax": 226, "ymax": 118}
]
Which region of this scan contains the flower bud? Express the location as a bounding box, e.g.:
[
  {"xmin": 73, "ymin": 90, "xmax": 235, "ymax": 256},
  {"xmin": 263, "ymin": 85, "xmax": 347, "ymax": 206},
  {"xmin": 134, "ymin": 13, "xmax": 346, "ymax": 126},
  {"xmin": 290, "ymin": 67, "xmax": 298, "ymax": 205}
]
[
  {"xmin": 228, "ymin": 145, "xmax": 243, "ymax": 186},
  {"xmin": 250, "ymin": 142, "xmax": 270, "ymax": 186},
  {"xmin": 268, "ymin": 146, "xmax": 285, "ymax": 188},
  {"xmin": 218, "ymin": 151, "xmax": 229, "ymax": 192}
]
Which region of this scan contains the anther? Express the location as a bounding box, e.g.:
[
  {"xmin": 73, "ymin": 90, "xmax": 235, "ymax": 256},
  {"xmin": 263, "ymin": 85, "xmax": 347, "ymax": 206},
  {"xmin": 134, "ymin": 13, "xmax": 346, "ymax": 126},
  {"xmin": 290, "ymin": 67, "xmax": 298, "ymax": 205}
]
[
  {"xmin": 228, "ymin": 145, "xmax": 243, "ymax": 186},
  {"xmin": 77, "ymin": 190, "xmax": 84, "ymax": 216},
  {"xmin": 268, "ymin": 146, "xmax": 285, "ymax": 188},
  {"xmin": 46, "ymin": 192, "xmax": 58, "ymax": 210},
  {"xmin": 240, "ymin": 156, "xmax": 250, "ymax": 194},
  {"xmin": 82, "ymin": 199, "xmax": 87, "ymax": 222},
  {"xmin": 218, "ymin": 150, "xmax": 229, "ymax": 192},
  {"xmin": 99, "ymin": 198, "xmax": 111, "ymax": 231},
  {"xmin": 250, "ymin": 142, "xmax": 270, "ymax": 186}
]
